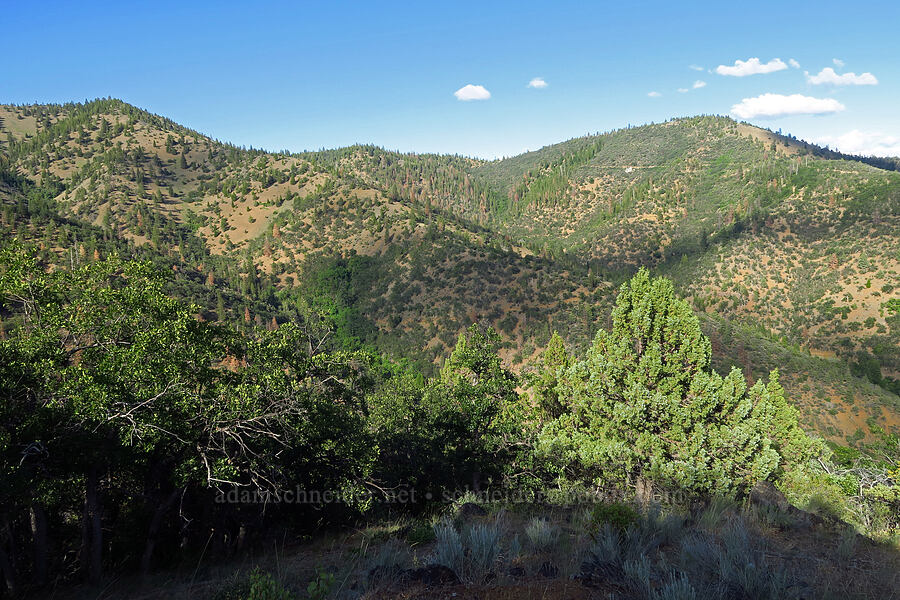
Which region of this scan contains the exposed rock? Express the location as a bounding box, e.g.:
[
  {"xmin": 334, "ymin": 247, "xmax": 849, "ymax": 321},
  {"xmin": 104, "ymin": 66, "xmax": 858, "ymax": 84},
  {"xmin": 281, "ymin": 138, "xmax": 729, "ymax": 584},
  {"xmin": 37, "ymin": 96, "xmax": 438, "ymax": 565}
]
[
  {"xmin": 537, "ymin": 561, "xmax": 559, "ymax": 578},
  {"xmin": 577, "ymin": 560, "xmax": 626, "ymax": 589},
  {"xmin": 749, "ymin": 481, "xmax": 791, "ymax": 512},
  {"xmin": 402, "ymin": 564, "xmax": 460, "ymax": 586},
  {"xmin": 507, "ymin": 566, "xmax": 526, "ymax": 579}
]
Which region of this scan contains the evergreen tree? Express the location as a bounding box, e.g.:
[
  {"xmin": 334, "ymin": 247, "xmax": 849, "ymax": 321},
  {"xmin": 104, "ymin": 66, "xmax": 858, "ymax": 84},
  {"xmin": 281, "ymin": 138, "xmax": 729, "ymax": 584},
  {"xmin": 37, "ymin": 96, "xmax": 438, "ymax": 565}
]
[
  {"xmin": 531, "ymin": 331, "xmax": 571, "ymax": 420},
  {"xmin": 540, "ymin": 269, "xmax": 821, "ymax": 496}
]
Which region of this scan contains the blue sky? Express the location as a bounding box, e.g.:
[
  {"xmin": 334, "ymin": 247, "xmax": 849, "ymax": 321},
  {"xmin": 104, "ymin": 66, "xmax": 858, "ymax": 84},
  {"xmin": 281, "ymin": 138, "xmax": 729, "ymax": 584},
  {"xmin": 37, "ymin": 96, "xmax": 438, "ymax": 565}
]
[{"xmin": 3, "ymin": 1, "xmax": 899, "ymax": 159}]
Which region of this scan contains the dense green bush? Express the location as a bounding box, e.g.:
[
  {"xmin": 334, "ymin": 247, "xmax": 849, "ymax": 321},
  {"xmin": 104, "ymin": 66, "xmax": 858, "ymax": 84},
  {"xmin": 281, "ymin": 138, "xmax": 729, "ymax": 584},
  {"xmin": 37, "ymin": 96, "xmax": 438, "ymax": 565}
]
[
  {"xmin": 590, "ymin": 502, "xmax": 640, "ymax": 534},
  {"xmin": 539, "ymin": 269, "xmax": 822, "ymax": 496}
]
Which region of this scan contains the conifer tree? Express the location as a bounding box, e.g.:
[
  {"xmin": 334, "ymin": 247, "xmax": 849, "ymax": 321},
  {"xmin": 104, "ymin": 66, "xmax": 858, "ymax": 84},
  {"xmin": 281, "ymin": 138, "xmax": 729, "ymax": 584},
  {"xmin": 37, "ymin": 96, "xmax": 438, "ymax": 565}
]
[{"xmin": 540, "ymin": 269, "xmax": 820, "ymax": 496}]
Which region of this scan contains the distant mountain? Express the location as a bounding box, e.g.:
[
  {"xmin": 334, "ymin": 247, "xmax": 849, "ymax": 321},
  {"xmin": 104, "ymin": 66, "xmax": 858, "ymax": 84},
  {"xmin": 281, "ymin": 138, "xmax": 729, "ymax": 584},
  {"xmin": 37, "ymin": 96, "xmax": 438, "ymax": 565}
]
[{"xmin": 2, "ymin": 99, "xmax": 898, "ymax": 444}]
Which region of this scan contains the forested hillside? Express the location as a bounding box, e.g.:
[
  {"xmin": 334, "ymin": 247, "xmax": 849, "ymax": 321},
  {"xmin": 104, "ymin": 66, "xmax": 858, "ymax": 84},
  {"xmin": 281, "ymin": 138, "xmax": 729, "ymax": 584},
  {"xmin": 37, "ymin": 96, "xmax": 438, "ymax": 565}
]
[
  {"xmin": 2, "ymin": 100, "xmax": 897, "ymax": 442},
  {"xmin": 1, "ymin": 98, "xmax": 898, "ymax": 598}
]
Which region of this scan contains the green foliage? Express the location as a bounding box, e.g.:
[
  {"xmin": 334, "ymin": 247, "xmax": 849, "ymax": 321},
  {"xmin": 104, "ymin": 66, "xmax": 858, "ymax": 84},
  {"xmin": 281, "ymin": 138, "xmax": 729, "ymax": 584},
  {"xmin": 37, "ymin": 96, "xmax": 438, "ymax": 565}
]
[
  {"xmin": 2, "ymin": 100, "xmax": 898, "ymax": 592},
  {"xmin": 590, "ymin": 502, "xmax": 640, "ymax": 534},
  {"xmin": 540, "ymin": 269, "xmax": 821, "ymax": 495},
  {"xmin": 247, "ymin": 569, "xmax": 294, "ymax": 600},
  {"xmin": 0, "ymin": 244, "xmax": 381, "ymax": 583},
  {"xmin": 405, "ymin": 520, "xmax": 437, "ymax": 545},
  {"xmin": 305, "ymin": 567, "xmax": 335, "ymax": 600},
  {"xmin": 530, "ymin": 331, "xmax": 572, "ymax": 420},
  {"xmin": 367, "ymin": 323, "xmax": 523, "ymax": 497}
]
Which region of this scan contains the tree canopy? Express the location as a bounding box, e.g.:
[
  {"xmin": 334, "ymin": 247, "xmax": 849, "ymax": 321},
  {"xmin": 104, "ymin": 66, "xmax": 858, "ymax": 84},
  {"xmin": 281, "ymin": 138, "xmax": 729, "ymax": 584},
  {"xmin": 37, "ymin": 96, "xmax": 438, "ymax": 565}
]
[{"xmin": 539, "ymin": 269, "xmax": 822, "ymax": 496}]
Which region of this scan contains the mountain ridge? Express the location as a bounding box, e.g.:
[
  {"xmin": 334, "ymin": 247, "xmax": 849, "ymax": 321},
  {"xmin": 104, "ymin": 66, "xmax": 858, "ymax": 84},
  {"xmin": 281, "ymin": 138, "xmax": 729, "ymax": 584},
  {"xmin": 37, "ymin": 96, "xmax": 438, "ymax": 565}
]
[{"xmin": 1, "ymin": 98, "xmax": 898, "ymax": 445}]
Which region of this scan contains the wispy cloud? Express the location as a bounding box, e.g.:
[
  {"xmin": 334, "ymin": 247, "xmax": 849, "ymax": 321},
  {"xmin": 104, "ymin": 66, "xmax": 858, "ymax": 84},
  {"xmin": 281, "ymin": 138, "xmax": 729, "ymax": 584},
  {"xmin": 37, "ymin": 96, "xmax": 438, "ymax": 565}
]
[
  {"xmin": 815, "ymin": 129, "xmax": 900, "ymax": 157},
  {"xmin": 689, "ymin": 64, "xmax": 704, "ymax": 71},
  {"xmin": 677, "ymin": 88, "xmax": 689, "ymax": 93},
  {"xmin": 833, "ymin": 58, "xmax": 845, "ymax": 68},
  {"xmin": 527, "ymin": 77, "xmax": 548, "ymax": 89},
  {"xmin": 454, "ymin": 84, "xmax": 491, "ymax": 101},
  {"xmin": 806, "ymin": 67, "xmax": 877, "ymax": 85},
  {"xmin": 647, "ymin": 91, "xmax": 661, "ymax": 97},
  {"xmin": 789, "ymin": 58, "xmax": 800, "ymax": 69},
  {"xmin": 715, "ymin": 57, "xmax": 788, "ymax": 76},
  {"xmin": 731, "ymin": 93, "xmax": 845, "ymax": 119},
  {"xmin": 693, "ymin": 80, "xmax": 706, "ymax": 89}
]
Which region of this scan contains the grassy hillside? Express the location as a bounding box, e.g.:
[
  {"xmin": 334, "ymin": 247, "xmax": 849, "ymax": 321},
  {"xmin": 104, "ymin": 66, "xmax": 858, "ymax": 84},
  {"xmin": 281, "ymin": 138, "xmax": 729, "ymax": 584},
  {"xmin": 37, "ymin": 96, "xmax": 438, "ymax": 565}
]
[{"xmin": 1, "ymin": 99, "xmax": 898, "ymax": 444}]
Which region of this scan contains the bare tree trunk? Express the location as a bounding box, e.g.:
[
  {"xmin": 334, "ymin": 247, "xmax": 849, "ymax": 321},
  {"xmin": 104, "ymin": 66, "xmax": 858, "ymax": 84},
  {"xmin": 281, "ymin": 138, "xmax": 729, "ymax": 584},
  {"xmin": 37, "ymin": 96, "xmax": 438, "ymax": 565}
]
[
  {"xmin": 0, "ymin": 518, "xmax": 17, "ymax": 596},
  {"xmin": 140, "ymin": 489, "xmax": 180, "ymax": 577},
  {"xmin": 635, "ymin": 476, "xmax": 654, "ymax": 508},
  {"xmin": 30, "ymin": 504, "xmax": 48, "ymax": 585},
  {"xmin": 82, "ymin": 468, "xmax": 102, "ymax": 583},
  {"xmin": 236, "ymin": 525, "xmax": 247, "ymax": 553}
]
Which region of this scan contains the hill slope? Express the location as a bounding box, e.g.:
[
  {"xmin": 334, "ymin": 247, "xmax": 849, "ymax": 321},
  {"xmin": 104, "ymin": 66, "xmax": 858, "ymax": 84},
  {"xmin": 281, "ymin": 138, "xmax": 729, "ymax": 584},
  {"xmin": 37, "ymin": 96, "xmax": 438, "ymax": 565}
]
[{"xmin": 1, "ymin": 99, "xmax": 898, "ymax": 443}]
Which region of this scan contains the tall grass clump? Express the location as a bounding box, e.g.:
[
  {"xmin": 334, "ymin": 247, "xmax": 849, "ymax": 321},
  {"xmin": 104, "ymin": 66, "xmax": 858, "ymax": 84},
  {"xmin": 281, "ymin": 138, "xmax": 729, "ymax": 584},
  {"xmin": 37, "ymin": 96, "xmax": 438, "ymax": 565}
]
[
  {"xmin": 582, "ymin": 508, "xmax": 807, "ymax": 600},
  {"xmin": 679, "ymin": 519, "xmax": 799, "ymax": 599},
  {"xmin": 697, "ymin": 496, "xmax": 739, "ymax": 532},
  {"xmin": 366, "ymin": 538, "xmax": 411, "ymax": 587},
  {"xmin": 525, "ymin": 517, "xmax": 559, "ymax": 551},
  {"xmin": 431, "ymin": 520, "xmax": 464, "ymax": 578},
  {"xmin": 430, "ymin": 516, "xmax": 504, "ymax": 584},
  {"xmin": 464, "ymin": 521, "xmax": 503, "ymax": 583},
  {"xmin": 654, "ymin": 573, "xmax": 698, "ymax": 600}
]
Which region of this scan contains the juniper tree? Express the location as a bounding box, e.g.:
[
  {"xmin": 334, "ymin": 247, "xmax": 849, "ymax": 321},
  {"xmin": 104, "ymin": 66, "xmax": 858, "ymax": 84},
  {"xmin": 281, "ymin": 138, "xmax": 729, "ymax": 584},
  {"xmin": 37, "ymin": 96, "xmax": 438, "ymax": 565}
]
[
  {"xmin": 531, "ymin": 331, "xmax": 571, "ymax": 421},
  {"xmin": 539, "ymin": 269, "xmax": 820, "ymax": 496}
]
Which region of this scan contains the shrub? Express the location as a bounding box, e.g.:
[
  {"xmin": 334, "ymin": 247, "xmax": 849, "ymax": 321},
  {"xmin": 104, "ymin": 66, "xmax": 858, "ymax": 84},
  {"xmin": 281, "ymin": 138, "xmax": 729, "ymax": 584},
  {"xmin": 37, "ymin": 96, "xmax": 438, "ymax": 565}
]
[
  {"xmin": 305, "ymin": 567, "xmax": 334, "ymax": 600},
  {"xmin": 406, "ymin": 519, "xmax": 437, "ymax": 546},
  {"xmin": 247, "ymin": 569, "xmax": 294, "ymax": 600},
  {"xmin": 591, "ymin": 501, "xmax": 639, "ymax": 533}
]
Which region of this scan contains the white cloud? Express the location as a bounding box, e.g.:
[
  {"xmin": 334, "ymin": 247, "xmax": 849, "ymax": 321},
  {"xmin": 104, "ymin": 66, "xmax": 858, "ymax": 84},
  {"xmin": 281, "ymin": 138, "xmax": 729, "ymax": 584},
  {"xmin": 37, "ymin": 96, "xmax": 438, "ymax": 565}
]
[
  {"xmin": 715, "ymin": 57, "xmax": 788, "ymax": 76},
  {"xmin": 647, "ymin": 91, "xmax": 661, "ymax": 97},
  {"xmin": 789, "ymin": 58, "xmax": 800, "ymax": 69},
  {"xmin": 527, "ymin": 77, "xmax": 548, "ymax": 89},
  {"xmin": 806, "ymin": 67, "xmax": 878, "ymax": 86},
  {"xmin": 454, "ymin": 84, "xmax": 491, "ymax": 101},
  {"xmin": 693, "ymin": 80, "xmax": 706, "ymax": 89},
  {"xmin": 815, "ymin": 130, "xmax": 900, "ymax": 157},
  {"xmin": 833, "ymin": 58, "xmax": 845, "ymax": 68},
  {"xmin": 677, "ymin": 88, "xmax": 689, "ymax": 93},
  {"xmin": 730, "ymin": 93, "xmax": 845, "ymax": 119},
  {"xmin": 689, "ymin": 64, "xmax": 704, "ymax": 71}
]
